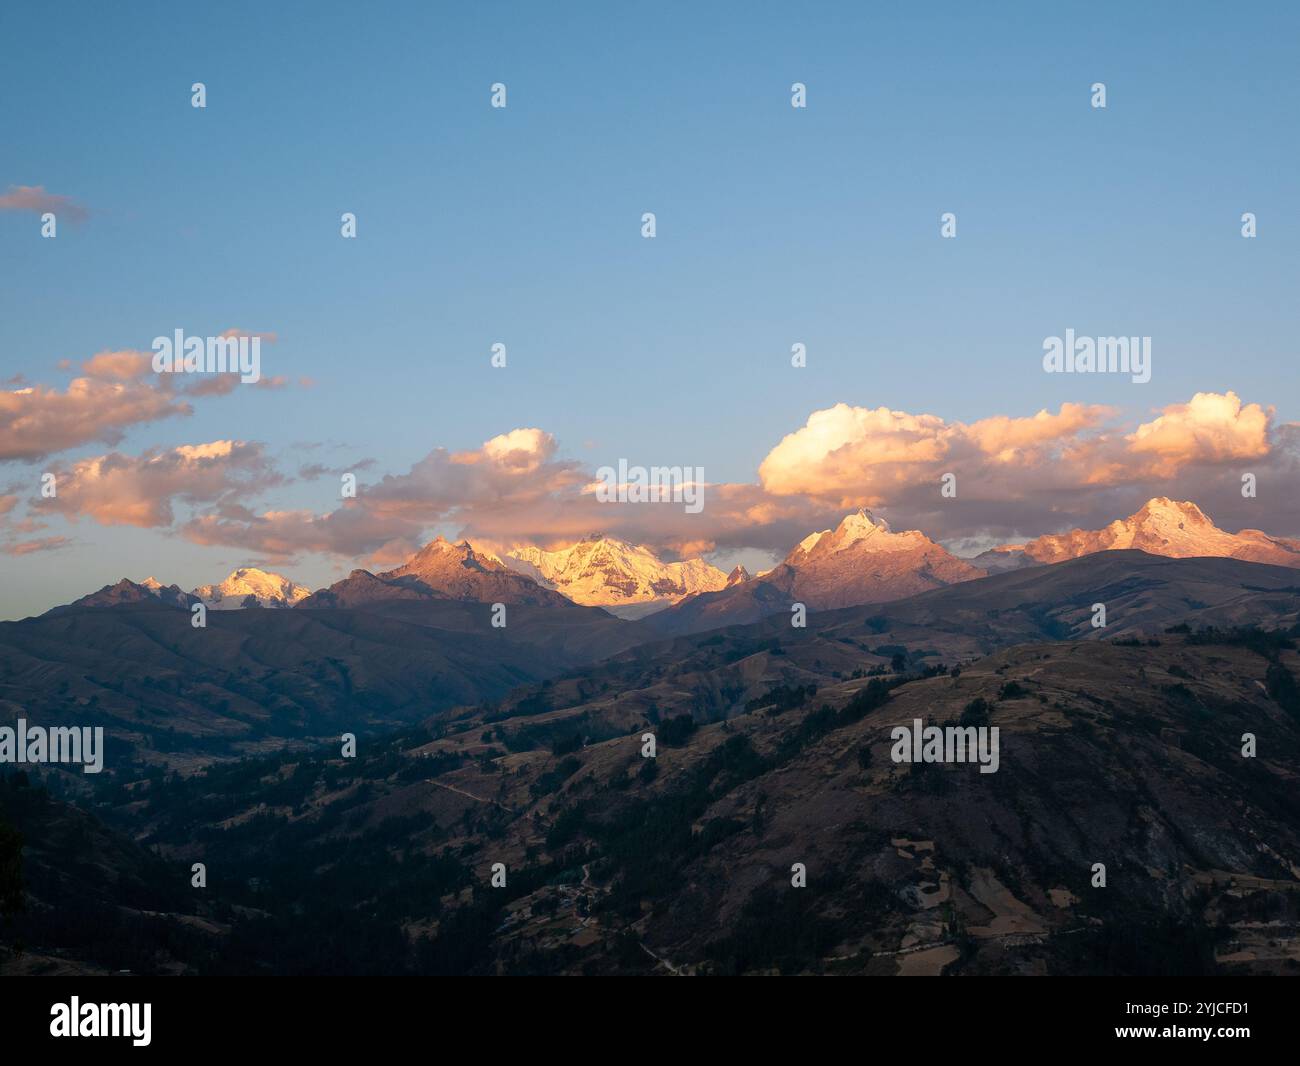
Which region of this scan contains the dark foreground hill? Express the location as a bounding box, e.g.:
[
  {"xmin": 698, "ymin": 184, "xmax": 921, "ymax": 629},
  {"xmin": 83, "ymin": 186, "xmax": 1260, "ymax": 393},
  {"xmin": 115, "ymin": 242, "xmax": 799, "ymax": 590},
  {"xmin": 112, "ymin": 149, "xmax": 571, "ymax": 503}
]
[
  {"xmin": 4, "ymin": 552, "xmax": 1291, "ymax": 776},
  {"xmin": 5, "ymin": 625, "xmax": 1298, "ymax": 975},
  {"xmin": 499, "ymin": 551, "xmax": 1300, "ymax": 745},
  {"xmin": 0, "ymin": 599, "xmax": 639, "ymax": 769},
  {"xmin": 0, "ymin": 773, "xmax": 207, "ymax": 975}
]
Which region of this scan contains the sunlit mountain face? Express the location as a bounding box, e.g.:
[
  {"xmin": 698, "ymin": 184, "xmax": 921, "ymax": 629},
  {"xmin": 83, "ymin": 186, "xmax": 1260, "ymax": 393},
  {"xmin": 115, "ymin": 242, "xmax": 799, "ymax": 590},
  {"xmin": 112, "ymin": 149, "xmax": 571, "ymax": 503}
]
[
  {"xmin": 192, "ymin": 567, "xmax": 312, "ymax": 609},
  {"xmin": 506, "ymin": 535, "xmax": 728, "ymax": 616},
  {"xmin": 981, "ymin": 498, "xmax": 1300, "ymax": 570}
]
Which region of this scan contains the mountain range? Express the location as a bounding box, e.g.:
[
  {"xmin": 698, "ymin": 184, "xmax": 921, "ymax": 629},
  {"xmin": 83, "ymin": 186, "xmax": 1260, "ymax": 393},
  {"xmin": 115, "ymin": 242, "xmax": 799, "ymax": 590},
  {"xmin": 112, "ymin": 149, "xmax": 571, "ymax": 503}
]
[
  {"xmin": 60, "ymin": 569, "xmax": 310, "ymax": 613},
  {"xmin": 44, "ymin": 498, "xmax": 1300, "ymax": 639}
]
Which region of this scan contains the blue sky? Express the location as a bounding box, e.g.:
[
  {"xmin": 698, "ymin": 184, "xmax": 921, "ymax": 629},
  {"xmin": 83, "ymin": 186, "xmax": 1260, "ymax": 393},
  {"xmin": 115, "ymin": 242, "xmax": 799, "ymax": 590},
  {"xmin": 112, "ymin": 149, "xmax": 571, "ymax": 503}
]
[{"xmin": 1, "ymin": 1, "xmax": 1298, "ymax": 618}]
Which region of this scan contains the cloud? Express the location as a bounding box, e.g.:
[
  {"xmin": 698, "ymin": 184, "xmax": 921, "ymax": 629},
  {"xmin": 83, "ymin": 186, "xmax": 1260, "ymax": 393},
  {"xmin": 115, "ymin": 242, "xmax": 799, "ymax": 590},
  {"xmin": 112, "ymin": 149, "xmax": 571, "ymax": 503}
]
[
  {"xmin": 756, "ymin": 391, "xmax": 1293, "ymax": 544},
  {"xmin": 0, "ymin": 376, "xmax": 192, "ymax": 462},
  {"xmin": 181, "ymin": 505, "xmax": 426, "ymax": 563},
  {"xmin": 416, "ymin": 392, "xmax": 1293, "ymax": 556},
  {"xmin": 298, "ymin": 458, "xmax": 376, "ymax": 480},
  {"xmin": 173, "ymin": 427, "xmax": 848, "ymax": 561},
  {"xmin": 0, "ymin": 184, "xmax": 88, "ymax": 224},
  {"xmin": 1123, "ymin": 391, "xmax": 1271, "ymax": 476},
  {"xmin": 219, "ymin": 328, "xmax": 278, "ymax": 344},
  {"xmin": 0, "ymin": 495, "xmax": 68, "ymax": 555},
  {"xmin": 174, "ymin": 429, "xmax": 585, "ymax": 560},
  {"xmin": 359, "ymin": 428, "xmax": 589, "ymax": 523},
  {"xmin": 182, "ymin": 373, "xmax": 289, "ymax": 397},
  {"xmin": 758, "ymin": 392, "xmax": 1276, "ymax": 500},
  {"xmin": 80, "ymin": 350, "xmax": 155, "ymax": 381},
  {"xmin": 3, "ymin": 535, "xmax": 70, "ymax": 556},
  {"xmin": 758, "ymin": 401, "xmax": 1116, "ymax": 504},
  {"xmin": 3, "ymin": 333, "xmax": 296, "ymax": 462},
  {"xmin": 65, "ymin": 391, "xmax": 1294, "ymax": 571},
  {"xmin": 32, "ymin": 440, "xmax": 281, "ymax": 527}
]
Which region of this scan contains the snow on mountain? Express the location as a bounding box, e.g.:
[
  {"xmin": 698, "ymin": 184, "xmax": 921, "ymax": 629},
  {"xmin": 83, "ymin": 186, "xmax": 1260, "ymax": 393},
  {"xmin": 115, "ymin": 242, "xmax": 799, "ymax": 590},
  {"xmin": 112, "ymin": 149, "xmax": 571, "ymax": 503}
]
[
  {"xmin": 970, "ymin": 498, "xmax": 1300, "ymax": 572},
  {"xmin": 647, "ymin": 509, "xmax": 983, "ymax": 634},
  {"xmin": 764, "ymin": 508, "xmax": 983, "ymax": 610},
  {"xmin": 301, "ymin": 537, "xmax": 570, "ymax": 608},
  {"xmin": 384, "ymin": 537, "xmax": 566, "ymax": 604},
  {"xmin": 192, "ymin": 567, "xmax": 312, "ymax": 609},
  {"xmin": 56, "ymin": 577, "xmax": 198, "ymax": 612},
  {"xmin": 791, "ymin": 529, "xmax": 829, "ymax": 560},
  {"xmin": 506, "ymin": 535, "xmax": 728, "ymax": 610}
]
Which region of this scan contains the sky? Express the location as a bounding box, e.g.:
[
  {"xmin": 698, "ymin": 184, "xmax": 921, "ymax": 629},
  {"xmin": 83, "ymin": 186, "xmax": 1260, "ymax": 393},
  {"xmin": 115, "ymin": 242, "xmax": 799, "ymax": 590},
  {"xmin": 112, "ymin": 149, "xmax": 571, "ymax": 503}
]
[{"xmin": 1, "ymin": 1, "xmax": 1298, "ymax": 619}]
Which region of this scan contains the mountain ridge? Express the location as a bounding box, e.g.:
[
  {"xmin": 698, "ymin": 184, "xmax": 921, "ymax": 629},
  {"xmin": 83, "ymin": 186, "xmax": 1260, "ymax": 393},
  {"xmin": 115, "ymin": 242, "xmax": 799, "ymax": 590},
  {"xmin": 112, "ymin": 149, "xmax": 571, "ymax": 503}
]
[
  {"xmin": 301, "ymin": 537, "xmax": 571, "ymax": 609},
  {"xmin": 972, "ymin": 497, "xmax": 1300, "ymax": 572},
  {"xmin": 647, "ymin": 508, "xmax": 983, "ymax": 636},
  {"xmin": 39, "ymin": 499, "xmax": 1300, "ymax": 635}
]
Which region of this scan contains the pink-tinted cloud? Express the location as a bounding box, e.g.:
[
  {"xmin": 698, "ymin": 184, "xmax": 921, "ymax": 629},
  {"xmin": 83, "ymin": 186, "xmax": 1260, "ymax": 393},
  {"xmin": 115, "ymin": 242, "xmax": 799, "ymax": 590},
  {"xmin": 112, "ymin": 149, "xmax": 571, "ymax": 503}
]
[
  {"xmin": 0, "ymin": 184, "xmax": 88, "ymax": 224},
  {"xmin": 360, "ymin": 428, "xmax": 589, "ymax": 523},
  {"xmin": 0, "ymin": 377, "xmax": 192, "ymax": 462},
  {"xmin": 758, "ymin": 401, "xmax": 1119, "ymax": 504},
  {"xmin": 0, "ymin": 493, "xmax": 68, "ymax": 554},
  {"xmin": 4, "ymin": 331, "xmax": 296, "ymax": 462},
  {"xmin": 175, "ymin": 429, "xmax": 583, "ymax": 560},
  {"xmin": 756, "ymin": 392, "xmax": 1293, "ymax": 547},
  {"xmin": 172, "ymin": 428, "xmax": 846, "ymax": 561},
  {"xmin": 762, "ymin": 392, "xmax": 1274, "ymax": 492},
  {"xmin": 219, "ymin": 328, "xmax": 278, "ymax": 344},
  {"xmin": 4, "ymin": 535, "xmax": 70, "ymax": 556},
  {"xmin": 80, "ymin": 350, "xmax": 155, "ymax": 381},
  {"xmin": 1121, "ymin": 391, "xmax": 1271, "ymax": 477},
  {"xmin": 33, "ymin": 441, "xmax": 281, "ymax": 528},
  {"xmin": 182, "ymin": 373, "xmax": 289, "ymax": 397},
  {"xmin": 181, "ymin": 501, "xmax": 432, "ymax": 564}
]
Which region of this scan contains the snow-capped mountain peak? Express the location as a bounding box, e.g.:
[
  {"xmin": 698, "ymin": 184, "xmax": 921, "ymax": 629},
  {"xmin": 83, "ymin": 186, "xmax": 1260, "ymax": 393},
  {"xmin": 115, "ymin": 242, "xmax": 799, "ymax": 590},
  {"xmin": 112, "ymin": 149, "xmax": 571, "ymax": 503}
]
[
  {"xmin": 506, "ymin": 536, "xmax": 727, "ymax": 610},
  {"xmin": 795, "ymin": 529, "xmax": 830, "ymax": 556},
  {"xmin": 649, "ymin": 509, "xmax": 984, "ymax": 632},
  {"xmin": 830, "ymin": 507, "xmax": 892, "ymax": 545},
  {"xmin": 970, "ymin": 498, "xmax": 1300, "ymax": 571},
  {"xmin": 1126, "ymin": 497, "xmax": 1212, "ymax": 533},
  {"xmin": 192, "ymin": 567, "xmax": 312, "ymax": 610},
  {"xmin": 766, "ymin": 508, "xmax": 981, "ymax": 608},
  {"xmin": 785, "ymin": 508, "xmax": 923, "ymax": 566}
]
